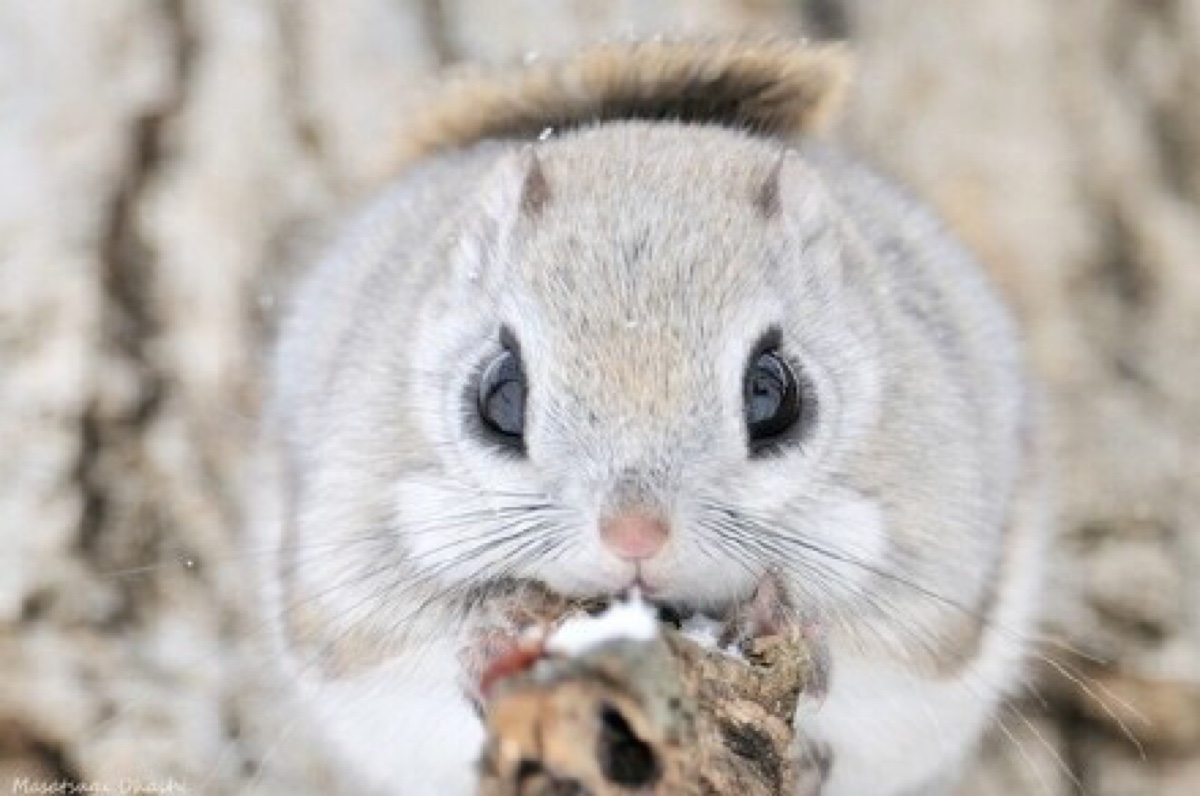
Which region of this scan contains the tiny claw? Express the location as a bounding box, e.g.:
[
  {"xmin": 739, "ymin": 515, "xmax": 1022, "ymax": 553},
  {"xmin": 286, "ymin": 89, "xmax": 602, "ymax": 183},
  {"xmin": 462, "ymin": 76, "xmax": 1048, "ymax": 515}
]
[
  {"xmin": 478, "ymin": 637, "xmax": 546, "ymax": 698},
  {"xmin": 720, "ymin": 572, "xmax": 830, "ymax": 703},
  {"xmin": 719, "ymin": 570, "xmax": 799, "ymax": 647},
  {"xmin": 459, "ymin": 630, "xmax": 547, "ymax": 712},
  {"xmin": 458, "ymin": 583, "xmax": 581, "ymax": 710}
]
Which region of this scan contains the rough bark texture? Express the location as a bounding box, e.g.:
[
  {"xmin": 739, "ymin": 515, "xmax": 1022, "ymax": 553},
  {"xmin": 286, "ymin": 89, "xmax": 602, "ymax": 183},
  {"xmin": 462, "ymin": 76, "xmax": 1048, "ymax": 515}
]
[
  {"xmin": 477, "ymin": 628, "xmax": 823, "ymax": 796},
  {"xmin": 1, "ymin": 1, "xmax": 1198, "ymax": 794}
]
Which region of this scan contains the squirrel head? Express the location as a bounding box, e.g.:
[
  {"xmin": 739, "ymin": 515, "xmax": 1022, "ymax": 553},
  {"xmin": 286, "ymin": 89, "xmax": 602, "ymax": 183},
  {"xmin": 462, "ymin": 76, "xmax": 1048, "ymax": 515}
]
[{"xmin": 400, "ymin": 124, "xmax": 885, "ymax": 613}]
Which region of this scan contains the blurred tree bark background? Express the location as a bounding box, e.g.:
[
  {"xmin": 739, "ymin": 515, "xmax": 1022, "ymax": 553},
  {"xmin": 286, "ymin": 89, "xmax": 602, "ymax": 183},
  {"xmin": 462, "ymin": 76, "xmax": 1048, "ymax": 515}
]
[{"xmin": 1, "ymin": 1, "xmax": 1198, "ymax": 793}]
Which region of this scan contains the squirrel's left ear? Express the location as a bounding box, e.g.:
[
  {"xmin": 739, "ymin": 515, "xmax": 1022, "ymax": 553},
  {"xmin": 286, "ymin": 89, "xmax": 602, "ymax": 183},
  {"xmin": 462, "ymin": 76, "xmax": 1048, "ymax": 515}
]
[{"xmin": 453, "ymin": 146, "xmax": 551, "ymax": 283}]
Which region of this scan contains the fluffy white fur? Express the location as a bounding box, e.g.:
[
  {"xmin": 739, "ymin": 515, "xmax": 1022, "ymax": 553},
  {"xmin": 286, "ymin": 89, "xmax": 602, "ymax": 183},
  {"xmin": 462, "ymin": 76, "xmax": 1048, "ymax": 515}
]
[{"xmin": 255, "ymin": 122, "xmax": 1045, "ymax": 796}]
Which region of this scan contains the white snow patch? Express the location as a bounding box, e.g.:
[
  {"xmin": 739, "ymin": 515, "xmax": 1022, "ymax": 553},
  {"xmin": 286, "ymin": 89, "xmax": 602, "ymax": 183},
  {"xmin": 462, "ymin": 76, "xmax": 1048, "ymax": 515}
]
[
  {"xmin": 679, "ymin": 614, "xmax": 724, "ymax": 649},
  {"xmin": 546, "ymin": 596, "xmax": 658, "ymax": 657}
]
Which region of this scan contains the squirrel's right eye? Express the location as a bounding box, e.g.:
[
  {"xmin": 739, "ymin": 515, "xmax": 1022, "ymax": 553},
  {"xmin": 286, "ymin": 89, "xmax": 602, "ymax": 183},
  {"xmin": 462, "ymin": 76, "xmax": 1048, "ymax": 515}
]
[{"xmin": 477, "ymin": 348, "xmax": 526, "ymax": 449}]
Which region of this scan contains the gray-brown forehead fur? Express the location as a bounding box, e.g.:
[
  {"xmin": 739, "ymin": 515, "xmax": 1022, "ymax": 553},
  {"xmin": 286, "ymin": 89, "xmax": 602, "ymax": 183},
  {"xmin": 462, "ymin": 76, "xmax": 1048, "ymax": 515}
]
[{"xmin": 502, "ymin": 123, "xmax": 791, "ymax": 428}]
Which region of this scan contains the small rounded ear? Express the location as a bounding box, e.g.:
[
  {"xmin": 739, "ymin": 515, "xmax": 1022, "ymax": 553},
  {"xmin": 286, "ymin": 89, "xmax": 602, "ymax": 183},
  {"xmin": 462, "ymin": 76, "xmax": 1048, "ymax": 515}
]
[
  {"xmin": 758, "ymin": 149, "xmax": 849, "ymax": 291},
  {"xmin": 518, "ymin": 147, "xmax": 551, "ymax": 217},
  {"xmin": 756, "ymin": 148, "xmax": 827, "ymax": 230},
  {"xmin": 454, "ymin": 147, "xmax": 552, "ymax": 282}
]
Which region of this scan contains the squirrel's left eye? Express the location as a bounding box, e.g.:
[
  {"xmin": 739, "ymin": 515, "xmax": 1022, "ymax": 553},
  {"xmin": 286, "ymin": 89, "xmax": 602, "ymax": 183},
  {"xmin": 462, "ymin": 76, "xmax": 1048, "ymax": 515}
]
[
  {"xmin": 478, "ymin": 346, "xmax": 526, "ymax": 449},
  {"xmin": 744, "ymin": 349, "xmax": 801, "ymax": 451}
]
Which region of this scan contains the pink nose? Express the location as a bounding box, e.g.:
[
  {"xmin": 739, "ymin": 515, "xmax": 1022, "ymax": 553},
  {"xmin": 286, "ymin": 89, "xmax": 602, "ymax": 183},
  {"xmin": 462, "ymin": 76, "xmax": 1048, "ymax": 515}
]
[{"xmin": 600, "ymin": 513, "xmax": 669, "ymax": 560}]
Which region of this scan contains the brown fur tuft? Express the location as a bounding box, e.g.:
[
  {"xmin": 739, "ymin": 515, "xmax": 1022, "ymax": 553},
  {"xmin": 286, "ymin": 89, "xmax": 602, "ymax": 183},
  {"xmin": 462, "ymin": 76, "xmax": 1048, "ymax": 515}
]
[{"xmin": 395, "ymin": 38, "xmax": 851, "ymax": 170}]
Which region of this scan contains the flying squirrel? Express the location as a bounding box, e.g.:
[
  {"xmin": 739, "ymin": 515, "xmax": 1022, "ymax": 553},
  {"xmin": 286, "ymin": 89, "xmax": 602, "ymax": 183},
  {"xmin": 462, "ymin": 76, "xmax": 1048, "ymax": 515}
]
[{"xmin": 254, "ymin": 38, "xmax": 1048, "ymax": 796}]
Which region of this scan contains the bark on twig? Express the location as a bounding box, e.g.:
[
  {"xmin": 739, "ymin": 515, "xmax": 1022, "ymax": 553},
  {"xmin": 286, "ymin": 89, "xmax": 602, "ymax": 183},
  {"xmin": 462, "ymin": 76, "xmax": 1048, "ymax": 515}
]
[{"xmin": 477, "ymin": 621, "xmax": 828, "ymax": 796}]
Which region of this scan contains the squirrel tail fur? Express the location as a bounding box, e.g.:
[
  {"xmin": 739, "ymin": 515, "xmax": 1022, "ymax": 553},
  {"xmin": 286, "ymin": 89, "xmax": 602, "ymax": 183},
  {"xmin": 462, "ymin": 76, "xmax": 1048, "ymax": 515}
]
[{"xmin": 395, "ymin": 38, "xmax": 851, "ymax": 169}]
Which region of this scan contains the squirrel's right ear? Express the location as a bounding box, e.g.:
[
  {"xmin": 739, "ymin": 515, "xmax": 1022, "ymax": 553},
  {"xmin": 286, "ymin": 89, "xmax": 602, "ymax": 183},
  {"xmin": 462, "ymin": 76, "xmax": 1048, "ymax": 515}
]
[{"xmin": 453, "ymin": 147, "xmax": 549, "ymax": 283}]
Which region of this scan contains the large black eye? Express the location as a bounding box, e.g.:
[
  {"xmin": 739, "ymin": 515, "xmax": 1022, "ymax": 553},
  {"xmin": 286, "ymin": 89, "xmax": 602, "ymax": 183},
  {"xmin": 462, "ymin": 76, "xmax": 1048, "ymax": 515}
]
[
  {"xmin": 478, "ymin": 343, "xmax": 526, "ymax": 448},
  {"xmin": 744, "ymin": 347, "xmax": 802, "ymax": 450}
]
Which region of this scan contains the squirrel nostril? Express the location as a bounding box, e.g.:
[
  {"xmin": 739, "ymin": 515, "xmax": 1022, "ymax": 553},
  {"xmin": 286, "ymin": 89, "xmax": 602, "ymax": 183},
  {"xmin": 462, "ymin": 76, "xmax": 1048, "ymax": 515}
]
[{"xmin": 600, "ymin": 513, "xmax": 669, "ymax": 560}]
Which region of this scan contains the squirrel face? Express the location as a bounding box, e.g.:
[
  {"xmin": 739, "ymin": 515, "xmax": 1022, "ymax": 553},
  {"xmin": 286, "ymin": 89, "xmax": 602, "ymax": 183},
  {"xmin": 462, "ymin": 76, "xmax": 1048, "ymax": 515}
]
[{"xmin": 397, "ymin": 124, "xmax": 887, "ymax": 616}]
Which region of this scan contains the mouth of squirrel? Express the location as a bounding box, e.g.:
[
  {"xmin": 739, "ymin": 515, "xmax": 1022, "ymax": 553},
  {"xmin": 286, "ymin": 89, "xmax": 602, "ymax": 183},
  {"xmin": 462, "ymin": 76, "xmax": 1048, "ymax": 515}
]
[
  {"xmin": 463, "ymin": 574, "xmax": 829, "ymax": 712},
  {"xmin": 651, "ymin": 601, "xmax": 710, "ymax": 627},
  {"xmin": 465, "ymin": 574, "xmax": 812, "ymax": 661},
  {"xmin": 548, "ymin": 594, "xmax": 721, "ymax": 626},
  {"xmin": 578, "ymin": 577, "xmax": 805, "ymax": 649}
]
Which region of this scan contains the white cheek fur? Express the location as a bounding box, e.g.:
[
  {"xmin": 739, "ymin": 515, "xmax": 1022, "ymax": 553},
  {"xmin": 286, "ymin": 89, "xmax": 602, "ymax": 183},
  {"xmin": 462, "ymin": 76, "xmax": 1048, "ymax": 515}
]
[
  {"xmin": 801, "ymin": 496, "xmax": 888, "ymax": 593},
  {"xmin": 394, "ymin": 477, "xmax": 526, "ymax": 583},
  {"xmin": 395, "ymin": 473, "xmax": 628, "ymax": 596},
  {"xmin": 302, "ymin": 639, "xmax": 484, "ymax": 796},
  {"xmin": 725, "ymin": 485, "xmax": 888, "ymax": 604}
]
